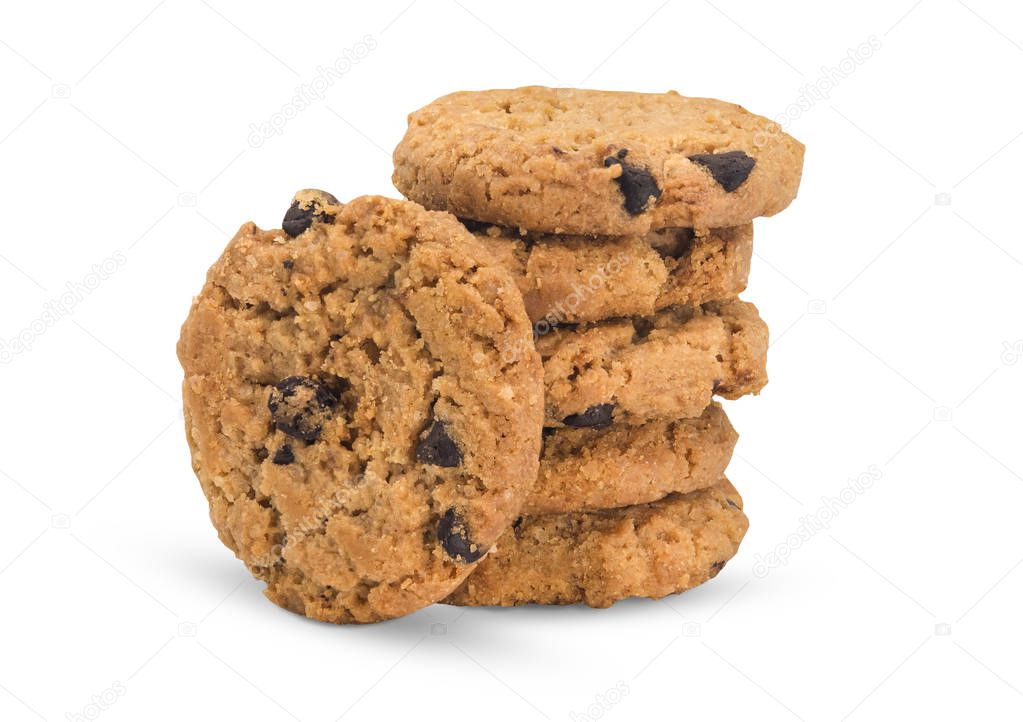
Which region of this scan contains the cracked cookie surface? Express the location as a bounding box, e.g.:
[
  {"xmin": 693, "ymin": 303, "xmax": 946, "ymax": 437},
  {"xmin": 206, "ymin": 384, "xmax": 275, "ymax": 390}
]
[
  {"xmin": 472, "ymin": 223, "xmax": 752, "ymax": 325},
  {"xmin": 393, "ymin": 87, "xmax": 804, "ymax": 235},
  {"xmin": 446, "ymin": 480, "xmax": 748, "ymax": 608},
  {"xmin": 177, "ymin": 194, "xmax": 544, "ymax": 623},
  {"xmin": 526, "ymin": 403, "xmax": 737, "ymax": 514},
  {"xmin": 539, "ymin": 299, "xmax": 768, "ymax": 427}
]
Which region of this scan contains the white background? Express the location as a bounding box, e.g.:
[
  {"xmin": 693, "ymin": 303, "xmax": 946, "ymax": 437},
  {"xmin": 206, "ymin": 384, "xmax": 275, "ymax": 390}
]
[{"xmin": 1, "ymin": 1, "xmax": 1021, "ymax": 720}]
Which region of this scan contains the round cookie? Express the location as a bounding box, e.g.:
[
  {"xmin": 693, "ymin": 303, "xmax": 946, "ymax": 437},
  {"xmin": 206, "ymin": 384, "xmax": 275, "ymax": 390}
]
[
  {"xmin": 539, "ymin": 300, "xmax": 768, "ymax": 427},
  {"xmin": 471, "ymin": 222, "xmax": 752, "ymax": 325},
  {"xmin": 445, "ymin": 480, "xmax": 748, "ymax": 608},
  {"xmin": 178, "ymin": 193, "xmax": 544, "ymax": 623},
  {"xmin": 526, "ymin": 403, "xmax": 737, "ymax": 515},
  {"xmin": 393, "ymin": 87, "xmax": 804, "ymax": 235}
]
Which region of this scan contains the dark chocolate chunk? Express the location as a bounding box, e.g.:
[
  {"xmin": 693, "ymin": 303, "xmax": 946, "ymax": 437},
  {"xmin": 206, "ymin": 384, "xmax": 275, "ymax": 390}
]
[
  {"xmin": 282, "ymin": 259, "xmax": 294, "ymax": 270},
  {"xmin": 416, "ymin": 421, "xmax": 463, "ymax": 467},
  {"xmin": 438, "ymin": 508, "xmax": 484, "ymax": 563},
  {"xmin": 282, "ymin": 203, "xmax": 317, "ymax": 237},
  {"xmin": 688, "ymin": 151, "xmax": 755, "ymax": 192},
  {"xmin": 604, "ymin": 154, "xmax": 661, "ymax": 215},
  {"xmin": 282, "ymin": 189, "xmax": 339, "ymax": 237},
  {"xmin": 632, "ymin": 317, "xmax": 656, "ymax": 340},
  {"xmin": 726, "ymin": 498, "xmax": 740, "ymax": 510},
  {"xmin": 267, "ymin": 376, "xmax": 338, "ymax": 442},
  {"xmin": 563, "ymin": 403, "xmax": 615, "ymax": 428},
  {"xmin": 272, "ymin": 444, "xmax": 294, "ymax": 465},
  {"xmin": 710, "ymin": 560, "xmax": 727, "ymax": 576}
]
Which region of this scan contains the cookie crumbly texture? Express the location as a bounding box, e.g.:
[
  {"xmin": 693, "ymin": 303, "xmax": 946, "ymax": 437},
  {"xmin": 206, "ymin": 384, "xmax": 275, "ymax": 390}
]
[
  {"xmin": 177, "ymin": 193, "xmax": 544, "ymax": 624},
  {"xmin": 473, "ymin": 223, "xmax": 752, "ymax": 325},
  {"xmin": 526, "ymin": 403, "xmax": 737, "ymax": 515},
  {"xmin": 540, "ymin": 299, "xmax": 768, "ymax": 427},
  {"xmin": 393, "ymin": 87, "xmax": 804, "ymax": 235},
  {"xmin": 446, "ymin": 480, "xmax": 748, "ymax": 608}
]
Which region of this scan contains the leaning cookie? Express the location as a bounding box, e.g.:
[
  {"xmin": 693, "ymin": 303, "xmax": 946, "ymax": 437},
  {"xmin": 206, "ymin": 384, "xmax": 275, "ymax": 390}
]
[
  {"xmin": 445, "ymin": 480, "xmax": 748, "ymax": 608},
  {"xmin": 540, "ymin": 300, "xmax": 768, "ymax": 427},
  {"xmin": 472, "ymin": 223, "xmax": 752, "ymax": 325},
  {"xmin": 525, "ymin": 403, "xmax": 737, "ymax": 515},
  {"xmin": 178, "ymin": 192, "xmax": 544, "ymax": 623},
  {"xmin": 394, "ymin": 87, "xmax": 804, "ymax": 235}
]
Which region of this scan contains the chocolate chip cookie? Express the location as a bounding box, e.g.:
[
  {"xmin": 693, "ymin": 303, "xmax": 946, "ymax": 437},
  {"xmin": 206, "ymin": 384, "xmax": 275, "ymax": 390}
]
[
  {"xmin": 472, "ymin": 223, "xmax": 752, "ymax": 325},
  {"xmin": 540, "ymin": 300, "xmax": 768, "ymax": 427},
  {"xmin": 526, "ymin": 403, "xmax": 737, "ymax": 515},
  {"xmin": 446, "ymin": 480, "xmax": 748, "ymax": 608},
  {"xmin": 393, "ymin": 87, "xmax": 804, "ymax": 235},
  {"xmin": 178, "ymin": 193, "xmax": 544, "ymax": 623}
]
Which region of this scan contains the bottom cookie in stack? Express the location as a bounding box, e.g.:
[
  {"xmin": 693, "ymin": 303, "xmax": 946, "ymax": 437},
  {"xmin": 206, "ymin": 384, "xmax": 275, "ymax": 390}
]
[{"xmin": 445, "ymin": 479, "xmax": 748, "ymax": 608}]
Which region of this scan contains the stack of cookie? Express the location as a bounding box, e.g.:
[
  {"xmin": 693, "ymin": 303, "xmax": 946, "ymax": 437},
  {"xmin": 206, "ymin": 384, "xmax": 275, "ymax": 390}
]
[
  {"xmin": 177, "ymin": 86, "xmax": 802, "ymax": 624},
  {"xmin": 392, "ymin": 87, "xmax": 804, "ymax": 607}
]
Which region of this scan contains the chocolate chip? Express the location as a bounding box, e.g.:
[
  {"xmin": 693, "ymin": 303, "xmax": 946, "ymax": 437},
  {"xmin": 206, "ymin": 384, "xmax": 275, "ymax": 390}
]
[
  {"xmin": 710, "ymin": 560, "xmax": 727, "ymax": 576},
  {"xmin": 416, "ymin": 421, "xmax": 463, "ymax": 467},
  {"xmin": 282, "ymin": 259, "xmax": 294, "ymax": 270},
  {"xmin": 360, "ymin": 339, "xmax": 380, "ymax": 364},
  {"xmin": 604, "ymin": 154, "xmax": 661, "ymax": 215},
  {"xmin": 272, "ymin": 444, "xmax": 294, "ymax": 465},
  {"xmin": 282, "ymin": 189, "xmax": 339, "ymax": 237},
  {"xmin": 282, "ymin": 203, "xmax": 318, "ymax": 237},
  {"xmin": 726, "ymin": 498, "xmax": 740, "ymax": 510},
  {"xmin": 438, "ymin": 508, "xmax": 484, "ymax": 563},
  {"xmin": 563, "ymin": 403, "xmax": 615, "ymax": 428},
  {"xmin": 688, "ymin": 151, "xmax": 755, "ymax": 192},
  {"xmin": 632, "ymin": 317, "xmax": 656, "ymax": 340},
  {"xmin": 267, "ymin": 376, "xmax": 338, "ymax": 442}
]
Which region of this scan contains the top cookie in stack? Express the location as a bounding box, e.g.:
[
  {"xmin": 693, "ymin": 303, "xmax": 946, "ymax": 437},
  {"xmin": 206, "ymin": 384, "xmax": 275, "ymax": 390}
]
[{"xmin": 393, "ymin": 86, "xmax": 804, "ymax": 235}]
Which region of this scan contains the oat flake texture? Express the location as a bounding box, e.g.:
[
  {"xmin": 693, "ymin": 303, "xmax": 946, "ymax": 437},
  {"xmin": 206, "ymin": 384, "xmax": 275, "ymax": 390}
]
[{"xmin": 177, "ymin": 194, "xmax": 544, "ymax": 623}]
